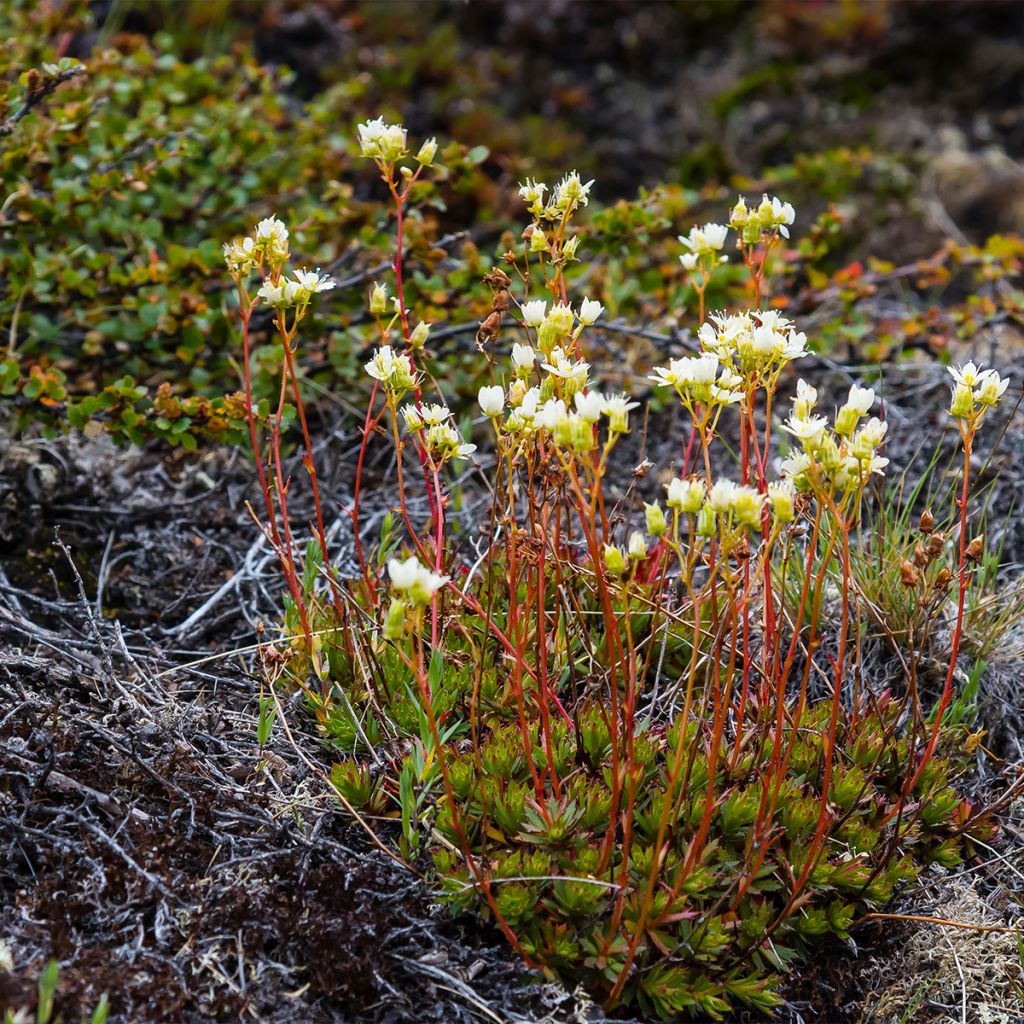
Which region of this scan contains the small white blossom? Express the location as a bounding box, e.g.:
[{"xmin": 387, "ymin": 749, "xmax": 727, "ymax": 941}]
[
  {"xmin": 511, "ymin": 343, "xmax": 536, "ymax": 373},
  {"xmin": 578, "ymin": 298, "xmax": 605, "ymax": 326},
  {"xmin": 628, "ymin": 531, "xmax": 648, "ymax": 560},
  {"xmin": 520, "ymin": 300, "xmax": 547, "ymax": 328},
  {"xmin": 388, "ymin": 555, "xmax": 448, "ymax": 606},
  {"xmin": 574, "ymin": 390, "xmax": 604, "ymax": 423},
  {"xmin": 478, "ymin": 385, "xmax": 504, "ymax": 417}
]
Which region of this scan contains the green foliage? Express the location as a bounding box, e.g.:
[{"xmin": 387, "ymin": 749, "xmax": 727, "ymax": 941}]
[{"xmin": 0, "ymin": 1, "xmax": 498, "ymax": 442}]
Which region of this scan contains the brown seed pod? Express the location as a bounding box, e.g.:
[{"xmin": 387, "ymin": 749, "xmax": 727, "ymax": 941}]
[
  {"xmin": 918, "ymin": 508, "xmax": 935, "ymax": 534},
  {"xmin": 900, "ymin": 559, "xmax": 920, "ymax": 588},
  {"xmin": 966, "ymin": 536, "xmax": 984, "ymax": 563}
]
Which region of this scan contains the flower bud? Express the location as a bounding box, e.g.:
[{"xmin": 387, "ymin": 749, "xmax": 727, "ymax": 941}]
[
  {"xmin": 415, "ymin": 137, "xmax": 438, "ymax": 165},
  {"xmin": 627, "ymin": 531, "xmax": 647, "ymax": 561},
  {"xmin": 383, "ymin": 598, "xmax": 406, "ymax": 640},
  {"xmin": 949, "ymin": 383, "xmax": 974, "ymax": 419},
  {"xmin": 604, "ymin": 544, "xmax": 626, "ymax": 576},
  {"xmin": 644, "ymin": 501, "xmax": 667, "ymax": 537},
  {"xmin": 409, "ymin": 321, "xmax": 431, "ymax": 348},
  {"xmin": 696, "ymin": 504, "xmax": 716, "ymax": 538},
  {"xmin": 369, "ymin": 282, "xmax": 388, "ymax": 315}
]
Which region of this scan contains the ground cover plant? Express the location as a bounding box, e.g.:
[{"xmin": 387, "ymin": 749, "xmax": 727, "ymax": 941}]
[{"xmin": 222, "ymin": 119, "xmax": 1012, "ymax": 1019}]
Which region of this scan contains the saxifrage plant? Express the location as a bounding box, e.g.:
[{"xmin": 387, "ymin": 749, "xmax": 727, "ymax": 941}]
[{"xmin": 224, "ymin": 119, "xmax": 1007, "ymax": 1019}]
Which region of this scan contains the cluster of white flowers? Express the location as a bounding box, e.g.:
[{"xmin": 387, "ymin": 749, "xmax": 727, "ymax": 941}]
[
  {"xmin": 652, "ymin": 308, "xmax": 808, "ymax": 405},
  {"xmin": 730, "ymin": 194, "xmax": 796, "ymax": 242},
  {"xmin": 650, "ymin": 351, "xmax": 744, "ymax": 408},
  {"xmin": 679, "ymin": 222, "xmax": 730, "ymax": 271},
  {"xmin": 948, "ymin": 361, "xmax": 1009, "ymax": 422},
  {"xmin": 223, "ymin": 216, "xmax": 336, "ymax": 315},
  {"xmin": 223, "ymin": 215, "xmax": 291, "ymax": 275},
  {"xmin": 518, "ymin": 171, "xmax": 594, "ymax": 222},
  {"xmin": 780, "ymin": 381, "xmax": 888, "ymax": 493},
  {"xmin": 644, "ymin": 474, "xmax": 774, "ymax": 548},
  {"xmin": 357, "ymin": 117, "xmax": 408, "ymax": 163},
  {"xmin": 364, "ymin": 345, "xmax": 418, "ymax": 395},
  {"xmin": 257, "ymin": 268, "xmax": 336, "ymax": 308},
  {"xmin": 388, "ymin": 555, "xmax": 448, "ymax": 606},
  {"xmin": 698, "ymin": 310, "xmax": 808, "ymax": 377},
  {"xmin": 519, "ymin": 298, "xmax": 604, "ymax": 354},
  {"xmin": 401, "ymin": 401, "xmax": 475, "ymax": 462}
]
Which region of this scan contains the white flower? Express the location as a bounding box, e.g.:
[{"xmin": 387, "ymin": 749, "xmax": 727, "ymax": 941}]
[
  {"xmin": 254, "ymin": 216, "xmax": 289, "ymax": 247},
  {"xmin": 679, "ymin": 252, "xmax": 699, "ymax": 271},
  {"xmin": 578, "ymin": 298, "xmax": 605, "ymax": 326},
  {"xmin": 948, "ymin": 361, "xmax": 991, "ymax": 388},
  {"xmin": 835, "ymin": 384, "xmax": 875, "ymax": 435},
  {"xmin": 708, "ymin": 480, "xmax": 762, "ymax": 530},
  {"xmin": 515, "ymin": 387, "xmax": 541, "ymax": 421},
  {"xmin": 256, "ymin": 279, "xmax": 302, "ymax": 307},
  {"xmin": 420, "ymin": 403, "xmax": 450, "ymax": 426},
  {"xmin": 511, "ymin": 343, "xmax": 535, "ymax": 373},
  {"xmin": 574, "ymin": 390, "xmax": 604, "ymax": 422},
  {"xmin": 251, "ymin": 216, "xmax": 289, "ymax": 263},
  {"xmin": 666, "ymin": 477, "xmax": 705, "ymax": 514},
  {"xmin": 358, "ymin": 117, "xmax": 407, "ymax": 162},
  {"xmin": 948, "ymin": 361, "xmax": 1009, "ymax": 411},
  {"xmin": 628, "ymin": 531, "xmax": 647, "ymax": 560},
  {"xmin": 520, "ymin": 300, "xmax": 547, "ymax": 328},
  {"xmin": 550, "ymin": 171, "xmax": 594, "ymax": 215},
  {"xmin": 536, "ymin": 397, "xmax": 568, "ymax": 431},
  {"xmin": 519, "ymin": 178, "xmax": 547, "ymax": 215},
  {"xmin": 792, "ymin": 378, "xmax": 818, "ymax": 419},
  {"xmin": 402, "ymin": 405, "xmax": 424, "ymax": 432},
  {"xmin": 388, "ymin": 555, "xmax": 448, "ymax": 606},
  {"xmin": 783, "ymin": 413, "xmax": 829, "ymax": 449},
  {"xmin": 291, "ymin": 268, "xmax": 336, "ymax": 297},
  {"xmin": 388, "ymin": 555, "xmax": 421, "ymax": 591},
  {"xmin": 846, "ymin": 384, "xmax": 875, "ymax": 415},
  {"xmin": 365, "ymin": 345, "xmax": 416, "ymax": 392},
  {"xmin": 602, "ymin": 393, "xmax": 639, "ymax": 433},
  {"xmin": 478, "ymin": 385, "xmax": 504, "ymax": 417},
  {"xmin": 767, "ymin": 480, "xmax": 796, "ymax": 524},
  {"xmin": 223, "ymin": 235, "xmax": 257, "ymax": 274},
  {"xmin": 426, "ymin": 421, "xmax": 476, "ymax": 461},
  {"xmin": 976, "ymin": 371, "xmax": 1009, "ymax": 408},
  {"xmin": 757, "ymin": 194, "xmax": 796, "ymax": 238},
  {"xmin": 679, "ymin": 222, "xmax": 729, "ymax": 260}
]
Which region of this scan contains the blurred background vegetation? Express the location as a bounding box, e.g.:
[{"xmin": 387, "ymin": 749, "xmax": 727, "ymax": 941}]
[{"xmin": 2, "ymin": 0, "xmax": 1023, "ymax": 445}]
